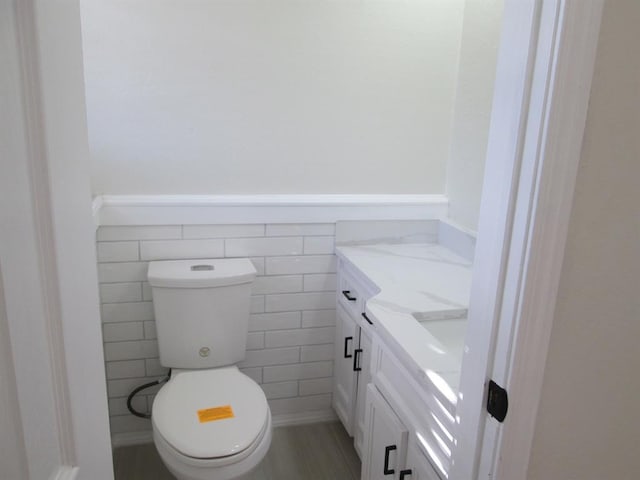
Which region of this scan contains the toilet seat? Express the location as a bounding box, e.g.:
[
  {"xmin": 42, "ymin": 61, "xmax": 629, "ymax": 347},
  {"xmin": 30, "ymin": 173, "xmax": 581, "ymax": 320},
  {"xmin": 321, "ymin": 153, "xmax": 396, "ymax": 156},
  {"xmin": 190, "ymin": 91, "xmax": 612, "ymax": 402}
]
[
  {"xmin": 152, "ymin": 406, "xmax": 272, "ymax": 480},
  {"xmin": 152, "ymin": 367, "xmax": 269, "ymax": 460}
]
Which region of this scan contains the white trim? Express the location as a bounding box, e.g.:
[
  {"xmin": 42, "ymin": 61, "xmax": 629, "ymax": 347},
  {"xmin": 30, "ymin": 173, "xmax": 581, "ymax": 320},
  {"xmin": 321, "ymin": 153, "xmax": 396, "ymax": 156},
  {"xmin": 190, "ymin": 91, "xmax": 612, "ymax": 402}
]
[
  {"xmin": 449, "ymin": 0, "xmax": 543, "ymax": 473},
  {"xmin": 2, "ymin": 1, "xmax": 115, "ymax": 478},
  {"xmin": 1, "ymin": 2, "xmax": 77, "ymax": 477},
  {"xmin": 111, "ymin": 410, "xmax": 338, "ymax": 447},
  {"xmin": 451, "ymin": 1, "xmax": 604, "ymax": 479},
  {"xmin": 91, "ymin": 196, "xmax": 103, "ymax": 230},
  {"xmin": 99, "ymin": 194, "xmax": 445, "ymax": 207},
  {"xmin": 111, "ymin": 431, "xmax": 154, "ymax": 449},
  {"xmin": 94, "ymin": 194, "xmax": 448, "ymax": 226},
  {"xmin": 17, "ymin": 0, "xmax": 79, "ymax": 462},
  {"xmin": 491, "ymin": 1, "xmax": 604, "ymax": 479}
]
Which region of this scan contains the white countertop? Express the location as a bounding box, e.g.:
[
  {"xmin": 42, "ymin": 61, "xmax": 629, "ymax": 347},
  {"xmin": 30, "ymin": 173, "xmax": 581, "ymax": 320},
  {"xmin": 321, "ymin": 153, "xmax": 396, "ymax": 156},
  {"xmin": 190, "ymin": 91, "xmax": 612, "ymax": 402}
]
[{"xmin": 336, "ymin": 243, "xmax": 473, "ymax": 405}]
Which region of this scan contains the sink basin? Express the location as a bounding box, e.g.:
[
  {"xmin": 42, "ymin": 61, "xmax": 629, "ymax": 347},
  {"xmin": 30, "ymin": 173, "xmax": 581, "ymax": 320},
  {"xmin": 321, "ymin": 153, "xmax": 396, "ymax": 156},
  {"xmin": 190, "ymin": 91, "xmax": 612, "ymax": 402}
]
[{"xmin": 413, "ymin": 309, "xmax": 468, "ymax": 364}]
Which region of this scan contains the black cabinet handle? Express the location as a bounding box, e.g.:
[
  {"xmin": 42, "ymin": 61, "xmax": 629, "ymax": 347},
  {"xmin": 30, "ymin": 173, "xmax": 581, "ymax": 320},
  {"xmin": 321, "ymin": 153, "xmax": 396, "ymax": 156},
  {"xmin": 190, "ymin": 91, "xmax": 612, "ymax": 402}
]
[
  {"xmin": 362, "ymin": 312, "xmax": 373, "ymax": 325},
  {"xmin": 383, "ymin": 445, "xmax": 397, "ymax": 475},
  {"xmin": 400, "ymin": 469, "xmax": 412, "ymax": 479},
  {"xmin": 342, "ymin": 290, "xmax": 357, "ymax": 301},
  {"xmin": 343, "ymin": 336, "xmax": 353, "ymax": 358},
  {"xmin": 353, "ymin": 348, "xmax": 362, "ymax": 372}
]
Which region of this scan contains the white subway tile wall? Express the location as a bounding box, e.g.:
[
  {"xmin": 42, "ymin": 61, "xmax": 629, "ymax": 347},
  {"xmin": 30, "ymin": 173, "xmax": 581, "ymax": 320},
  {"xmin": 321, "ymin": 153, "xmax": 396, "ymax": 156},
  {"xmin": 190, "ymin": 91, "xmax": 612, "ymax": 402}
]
[{"xmin": 97, "ymin": 223, "xmax": 337, "ymax": 434}]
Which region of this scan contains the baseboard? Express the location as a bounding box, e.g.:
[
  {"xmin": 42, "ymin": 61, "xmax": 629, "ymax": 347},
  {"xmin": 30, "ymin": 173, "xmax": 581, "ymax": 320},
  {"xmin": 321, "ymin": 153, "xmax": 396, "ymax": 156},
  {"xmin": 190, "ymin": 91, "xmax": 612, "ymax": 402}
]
[
  {"xmin": 93, "ymin": 194, "xmax": 448, "ymax": 226},
  {"xmin": 271, "ymin": 409, "xmax": 338, "ymax": 428},
  {"xmin": 111, "ymin": 430, "xmax": 154, "ymax": 448},
  {"xmin": 111, "ymin": 409, "xmax": 339, "ymax": 448}
]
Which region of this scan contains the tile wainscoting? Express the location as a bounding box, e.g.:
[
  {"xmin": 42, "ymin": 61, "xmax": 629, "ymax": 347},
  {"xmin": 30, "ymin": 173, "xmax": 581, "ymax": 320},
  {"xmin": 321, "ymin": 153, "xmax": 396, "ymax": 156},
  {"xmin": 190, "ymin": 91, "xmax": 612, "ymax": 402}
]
[
  {"xmin": 97, "ymin": 223, "xmax": 339, "ymax": 441},
  {"xmin": 92, "ymin": 194, "xmax": 458, "ymax": 445}
]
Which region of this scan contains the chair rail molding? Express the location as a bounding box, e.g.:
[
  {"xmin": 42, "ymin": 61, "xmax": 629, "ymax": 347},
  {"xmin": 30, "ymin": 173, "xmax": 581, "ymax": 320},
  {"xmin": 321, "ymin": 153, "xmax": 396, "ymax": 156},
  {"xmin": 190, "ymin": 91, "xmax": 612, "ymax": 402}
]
[{"xmin": 92, "ymin": 194, "xmax": 449, "ymax": 226}]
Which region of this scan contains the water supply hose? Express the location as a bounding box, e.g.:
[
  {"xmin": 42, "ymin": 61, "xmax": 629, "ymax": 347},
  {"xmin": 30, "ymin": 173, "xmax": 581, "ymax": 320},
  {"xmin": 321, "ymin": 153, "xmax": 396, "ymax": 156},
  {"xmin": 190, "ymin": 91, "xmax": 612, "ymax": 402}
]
[{"xmin": 126, "ymin": 371, "xmax": 171, "ymax": 419}]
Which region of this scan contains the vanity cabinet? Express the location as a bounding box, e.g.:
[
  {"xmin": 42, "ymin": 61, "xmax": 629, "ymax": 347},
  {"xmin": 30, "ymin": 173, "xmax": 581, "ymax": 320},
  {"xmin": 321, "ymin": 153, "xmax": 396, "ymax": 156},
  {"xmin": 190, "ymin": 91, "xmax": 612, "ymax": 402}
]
[
  {"xmin": 363, "ymin": 334, "xmax": 453, "ymax": 480},
  {"xmin": 360, "ymin": 337, "xmax": 450, "ymax": 480},
  {"xmin": 333, "ymin": 262, "xmax": 376, "ymax": 456},
  {"xmin": 334, "ymin": 255, "xmax": 455, "ymax": 480}
]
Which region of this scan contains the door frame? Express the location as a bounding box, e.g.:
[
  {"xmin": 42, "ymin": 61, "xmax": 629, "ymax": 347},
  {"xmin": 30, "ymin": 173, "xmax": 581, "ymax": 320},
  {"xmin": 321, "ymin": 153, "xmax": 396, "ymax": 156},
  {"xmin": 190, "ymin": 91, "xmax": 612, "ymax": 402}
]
[
  {"xmin": 2, "ymin": 1, "xmax": 605, "ymax": 479},
  {"xmin": 1, "ymin": 1, "xmax": 113, "ymax": 478},
  {"xmin": 452, "ymin": 1, "xmax": 604, "ymax": 479}
]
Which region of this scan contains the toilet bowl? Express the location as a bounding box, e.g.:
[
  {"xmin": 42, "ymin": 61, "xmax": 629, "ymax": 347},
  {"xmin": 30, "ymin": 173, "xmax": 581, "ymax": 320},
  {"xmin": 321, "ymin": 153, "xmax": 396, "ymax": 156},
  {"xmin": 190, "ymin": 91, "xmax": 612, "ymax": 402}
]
[
  {"xmin": 152, "ymin": 368, "xmax": 271, "ymax": 480},
  {"xmin": 147, "ymin": 258, "xmax": 271, "ymax": 480}
]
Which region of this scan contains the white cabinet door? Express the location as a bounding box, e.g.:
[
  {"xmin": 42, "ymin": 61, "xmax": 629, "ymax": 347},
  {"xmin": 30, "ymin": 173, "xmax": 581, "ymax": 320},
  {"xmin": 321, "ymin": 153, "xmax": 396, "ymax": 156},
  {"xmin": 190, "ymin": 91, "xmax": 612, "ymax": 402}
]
[
  {"xmin": 354, "ymin": 323, "xmax": 373, "ymax": 457},
  {"xmin": 400, "ymin": 435, "xmax": 443, "ymax": 480},
  {"xmin": 333, "ymin": 303, "xmax": 358, "ymax": 435},
  {"xmin": 362, "ymin": 384, "xmax": 408, "ymax": 480}
]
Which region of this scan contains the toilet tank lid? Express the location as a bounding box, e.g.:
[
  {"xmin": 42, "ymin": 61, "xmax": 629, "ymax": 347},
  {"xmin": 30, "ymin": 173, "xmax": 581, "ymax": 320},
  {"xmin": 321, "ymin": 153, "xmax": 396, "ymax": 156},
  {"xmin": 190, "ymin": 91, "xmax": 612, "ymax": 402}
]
[{"xmin": 148, "ymin": 258, "xmax": 256, "ymax": 288}]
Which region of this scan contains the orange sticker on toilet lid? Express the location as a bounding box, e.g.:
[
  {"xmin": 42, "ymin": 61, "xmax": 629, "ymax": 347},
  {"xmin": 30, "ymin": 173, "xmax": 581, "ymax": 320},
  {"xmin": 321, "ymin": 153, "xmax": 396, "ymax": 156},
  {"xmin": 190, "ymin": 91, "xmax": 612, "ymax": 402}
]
[{"xmin": 197, "ymin": 405, "xmax": 234, "ymax": 423}]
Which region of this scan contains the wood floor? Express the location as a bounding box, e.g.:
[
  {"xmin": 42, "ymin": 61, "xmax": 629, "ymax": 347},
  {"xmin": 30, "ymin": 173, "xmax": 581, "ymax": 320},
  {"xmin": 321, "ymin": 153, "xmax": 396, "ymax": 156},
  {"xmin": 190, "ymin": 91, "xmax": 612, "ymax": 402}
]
[{"xmin": 113, "ymin": 421, "xmax": 361, "ymax": 480}]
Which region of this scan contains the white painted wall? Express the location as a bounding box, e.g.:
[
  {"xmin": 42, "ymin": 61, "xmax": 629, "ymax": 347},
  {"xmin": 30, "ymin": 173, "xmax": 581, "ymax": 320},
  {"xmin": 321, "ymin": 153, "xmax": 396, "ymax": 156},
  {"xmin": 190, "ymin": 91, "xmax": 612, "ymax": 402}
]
[
  {"xmin": 446, "ymin": 0, "xmax": 504, "ymax": 232},
  {"xmin": 527, "ymin": 0, "xmax": 640, "ymax": 478},
  {"xmin": 80, "ymin": 0, "xmax": 465, "ymax": 195}
]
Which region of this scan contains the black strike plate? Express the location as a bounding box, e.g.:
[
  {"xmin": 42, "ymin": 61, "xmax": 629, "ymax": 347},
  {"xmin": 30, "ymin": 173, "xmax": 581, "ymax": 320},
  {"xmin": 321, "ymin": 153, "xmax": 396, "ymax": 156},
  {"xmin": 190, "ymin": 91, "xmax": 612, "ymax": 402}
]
[{"xmin": 487, "ymin": 379, "xmax": 508, "ymax": 422}]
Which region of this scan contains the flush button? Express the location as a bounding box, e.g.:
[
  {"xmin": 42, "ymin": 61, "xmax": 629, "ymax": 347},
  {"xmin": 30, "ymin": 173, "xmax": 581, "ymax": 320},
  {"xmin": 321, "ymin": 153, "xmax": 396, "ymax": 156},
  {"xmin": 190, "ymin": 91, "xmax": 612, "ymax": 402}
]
[
  {"xmin": 199, "ymin": 347, "xmax": 210, "ymax": 357},
  {"xmin": 191, "ymin": 264, "xmax": 214, "ymax": 271}
]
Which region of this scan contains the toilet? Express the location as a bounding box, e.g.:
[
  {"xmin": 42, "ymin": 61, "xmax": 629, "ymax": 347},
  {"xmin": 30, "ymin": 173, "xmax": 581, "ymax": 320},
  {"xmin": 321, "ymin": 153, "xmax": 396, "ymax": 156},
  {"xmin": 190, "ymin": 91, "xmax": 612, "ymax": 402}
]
[{"xmin": 147, "ymin": 258, "xmax": 271, "ymax": 480}]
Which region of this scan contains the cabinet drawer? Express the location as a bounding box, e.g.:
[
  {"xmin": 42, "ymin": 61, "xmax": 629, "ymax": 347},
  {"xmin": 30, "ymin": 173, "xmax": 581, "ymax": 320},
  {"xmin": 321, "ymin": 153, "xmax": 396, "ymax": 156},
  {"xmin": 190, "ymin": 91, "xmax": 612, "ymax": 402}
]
[{"xmin": 338, "ymin": 269, "xmax": 364, "ymax": 318}]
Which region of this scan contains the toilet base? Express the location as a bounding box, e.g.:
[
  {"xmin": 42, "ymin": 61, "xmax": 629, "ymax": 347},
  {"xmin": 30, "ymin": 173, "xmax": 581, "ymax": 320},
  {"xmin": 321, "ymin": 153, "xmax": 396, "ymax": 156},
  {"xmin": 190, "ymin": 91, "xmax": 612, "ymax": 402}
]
[{"xmin": 153, "ymin": 410, "xmax": 272, "ymax": 480}]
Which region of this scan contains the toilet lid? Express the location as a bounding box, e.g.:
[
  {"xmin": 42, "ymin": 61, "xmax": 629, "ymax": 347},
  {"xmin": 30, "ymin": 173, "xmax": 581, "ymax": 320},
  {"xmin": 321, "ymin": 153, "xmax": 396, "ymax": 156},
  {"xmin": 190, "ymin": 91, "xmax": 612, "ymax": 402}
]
[{"xmin": 152, "ymin": 368, "xmax": 269, "ymax": 459}]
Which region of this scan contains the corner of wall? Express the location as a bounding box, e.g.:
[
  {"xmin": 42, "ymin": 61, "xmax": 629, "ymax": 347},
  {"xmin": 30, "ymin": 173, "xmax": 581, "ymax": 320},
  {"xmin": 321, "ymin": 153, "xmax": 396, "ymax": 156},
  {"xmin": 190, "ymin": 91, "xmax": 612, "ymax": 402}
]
[{"xmin": 445, "ymin": 0, "xmax": 505, "ymax": 233}]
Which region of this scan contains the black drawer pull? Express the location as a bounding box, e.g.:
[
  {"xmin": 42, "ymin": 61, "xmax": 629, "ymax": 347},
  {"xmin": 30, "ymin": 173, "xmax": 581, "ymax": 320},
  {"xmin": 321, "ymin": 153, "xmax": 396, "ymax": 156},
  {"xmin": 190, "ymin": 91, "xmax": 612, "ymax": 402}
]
[
  {"xmin": 362, "ymin": 312, "xmax": 373, "ymax": 325},
  {"xmin": 400, "ymin": 469, "xmax": 412, "ymax": 479},
  {"xmin": 383, "ymin": 445, "xmax": 397, "ymax": 475},
  {"xmin": 342, "ymin": 290, "xmax": 357, "ymax": 301},
  {"xmin": 344, "ymin": 336, "xmax": 353, "ymax": 358},
  {"xmin": 353, "ymin": 348, "xmax": 362, "ymax": 372}
]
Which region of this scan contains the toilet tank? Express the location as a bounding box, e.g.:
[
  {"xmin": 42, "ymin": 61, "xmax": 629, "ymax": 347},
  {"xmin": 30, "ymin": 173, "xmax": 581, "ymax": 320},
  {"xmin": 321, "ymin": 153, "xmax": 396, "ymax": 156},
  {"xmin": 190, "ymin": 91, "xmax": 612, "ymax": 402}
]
[{"xmin": 147, "ymin": 258, "xmax": 257, "ymax": 369}]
